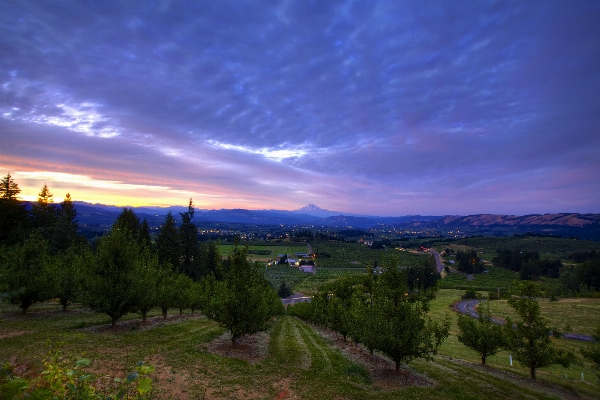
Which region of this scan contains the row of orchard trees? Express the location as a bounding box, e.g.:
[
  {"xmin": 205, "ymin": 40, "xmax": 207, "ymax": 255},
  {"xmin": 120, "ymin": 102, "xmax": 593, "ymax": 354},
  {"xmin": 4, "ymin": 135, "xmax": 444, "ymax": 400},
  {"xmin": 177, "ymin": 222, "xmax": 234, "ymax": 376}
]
[
  {"xmin": 288, "ymin": 259, "xmax": 451, "ymax": 371},
  {"xmin": 0, "ymin": 174, "xmax": 282, "ymax": 340}
]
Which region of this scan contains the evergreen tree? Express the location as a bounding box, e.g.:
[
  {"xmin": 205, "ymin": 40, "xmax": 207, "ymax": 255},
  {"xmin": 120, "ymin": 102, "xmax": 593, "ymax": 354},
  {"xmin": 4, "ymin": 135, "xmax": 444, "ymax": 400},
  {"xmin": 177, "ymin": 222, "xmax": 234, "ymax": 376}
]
[
  {"xmin": 30, "ymin": 184, "xmax": 57, "ymax": 239},
  {"xmin": 277, "ymin": 281, "xmax": 293, "ymax": 298},
  {"xmin": 504, "ymin": 281, "xmax": 576, "ymax": 379},
  {"xmin": 157, "ymin": 212, "xmax": 180, "ymax": 270},
  {"xmin": 179, "ymin": 199, "xmax": 200, "ymax": 279},
  {"xmin": 457, "ymin": 302, "xmax": 506, "ymax": 364},
  {"xmin": 114, "ymin": 208, "xmax": 140, "ymax": 238},
  {"xmin": 138, "ymin": 218, "xmax": 152, "ymax": 249},
  {"xmin": 51, "ymin": 193, "xmax": 80, "ymax": 253},
  {"xmin": 0, "ymin": 173, "xmax": 28, "ymax": 245}
]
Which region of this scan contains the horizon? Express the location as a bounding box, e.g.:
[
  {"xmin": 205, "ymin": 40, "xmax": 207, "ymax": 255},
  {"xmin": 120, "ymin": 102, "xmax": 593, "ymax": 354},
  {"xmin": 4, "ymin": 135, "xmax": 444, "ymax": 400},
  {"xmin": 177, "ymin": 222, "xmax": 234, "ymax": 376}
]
[
  {"xmin": 16, "ymin": 197, "xmax": 597, "ymax": 219},
  {"xmin": 1, "ymin": 1, "xmax": 599, "ymax": 216}
]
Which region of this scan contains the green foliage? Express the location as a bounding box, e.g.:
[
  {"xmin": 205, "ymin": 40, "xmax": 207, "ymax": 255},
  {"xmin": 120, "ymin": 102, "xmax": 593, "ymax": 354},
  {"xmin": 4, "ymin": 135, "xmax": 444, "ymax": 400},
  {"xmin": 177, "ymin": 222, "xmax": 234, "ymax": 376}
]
[
  {"xmin": 290, "ymin": 259, "xmax": 450, "ymax": 370},
  {"xmin": 85, "ymin": 227, "xmax": 140, "ymax": 327},
  {"xmin": 504, "ymin": 281, "xmax": 578, "ymax": 379},
  {"xmin": 0, "ymin": 231, "xmax": 55, "ymax": 313},
  {"xmin": 131, "ymin": 249, "xmax": 161, "ymax": 322},
  {"xmin": 54, "ymin": 245, "xmax": 92, "ymax": 311},
  {"xmin": 0, "ymin": 345, "xmax": 155, "ymax": 399},
  {"xmin": 455, "ymin": 249, "xmax": 485, "ymax": 274},
  {"xmin": 457, "ymin": 302, "xmax": 506, "ymax": 364},
  {"xmin": 277, "ymin": 281, "xmax": 293, "ymax": 298},
  {"xmin": 202, "ymin": 245, "xmax": 282, "ymax": 345},
  {"xmin": 156, "ymin": 212, "xmax": 180, "ymax": 271},
  {"xmin": 461, "ymin": 288, "xmax": 480, "ymax": 300},
  {"xmin": 178, "ymin": 199, "xmax": 200, "ymax": 279},
  {"xmin": 580, "ymin": 326, "xmax": 600, "ymax": 382},
  {"xmin": 0, "ymin": 174, "xmax": 28, "ymax": 246}
]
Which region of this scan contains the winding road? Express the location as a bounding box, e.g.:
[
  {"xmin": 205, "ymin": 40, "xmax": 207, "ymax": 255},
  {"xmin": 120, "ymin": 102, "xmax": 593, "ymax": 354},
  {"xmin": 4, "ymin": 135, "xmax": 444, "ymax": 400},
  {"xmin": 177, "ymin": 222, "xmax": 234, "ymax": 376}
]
[
  {"xmin": 454, "ymin": 299, "xmax": 594, "ymax": 342},
  {"xmin": 430, "ymin": 249, "xmax": 444, "ymax": 274}
]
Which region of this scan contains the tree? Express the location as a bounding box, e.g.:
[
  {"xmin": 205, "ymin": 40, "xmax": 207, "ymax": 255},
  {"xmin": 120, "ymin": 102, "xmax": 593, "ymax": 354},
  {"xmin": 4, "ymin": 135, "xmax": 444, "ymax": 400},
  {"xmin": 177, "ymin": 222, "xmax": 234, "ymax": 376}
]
[
  {"xmin": 53, "ymin": 244, "xmax": 91, "ymax": 310},
  {"xmin": 30, "ymin": 184, "xmax": 57, "ymax": 239},
  {"xmin": 581, "ymin": 325, "xmax": 600, "ymax": 382},
  {"xmin": 277, "ymin": 281, "xmax": 292, "ymax": 298},
  {"xmin": 171, "ymin": 273, "xmax": 194, "ymax": 316},
  {"xmin": 0, "ymin": 232, "xmax": 55, "ymax": 313},
  {"xmin": 86, "ymin": 226, "xmax": 140, "ymax": 327},
  {"xmin": 51, "ymin": 193, "xmax": 80, "ymax": 253},
  {"xmin": 156, "ymin": 264, "xmax": 176, "ymax": 319},
  {"xmin": 156, "ymin": 212, "xmax": 180, "ymax": 270},
  {"xmin": 457, "ymin": 302, "xmax": 506, "ymax": 364},
  {"xmin": 366, "ymin": 261, "xmax": 450, "ymax": 371},
  {"xmin": 131, "ymin": 249, "xmax": 160, "ymax": 322},
  {"xmin": 0, "ymin": 173, "xmax": 28, "ymax": 246},
  {"xmin": 203, "ymin": 245, "xmax": 281, "ymax": 346},
  {"xmin": 179, "ymin": 199, "xmax": 200, "ymax": 279},
  {"xmin": 504, "ymin": 281, "xmax": 576, "ymax": 379}
]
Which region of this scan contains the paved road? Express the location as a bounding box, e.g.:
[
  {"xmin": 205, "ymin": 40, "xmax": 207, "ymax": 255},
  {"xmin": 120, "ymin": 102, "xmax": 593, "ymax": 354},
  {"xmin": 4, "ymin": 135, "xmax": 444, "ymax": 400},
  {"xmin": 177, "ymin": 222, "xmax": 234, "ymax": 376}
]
[
  {"xmin": 430, "ymin": 249, "xmax": 444, "ymax": 274},
  {"xmin": 454, "ymin": 299, "xmax": 594, "ymax": 342}
]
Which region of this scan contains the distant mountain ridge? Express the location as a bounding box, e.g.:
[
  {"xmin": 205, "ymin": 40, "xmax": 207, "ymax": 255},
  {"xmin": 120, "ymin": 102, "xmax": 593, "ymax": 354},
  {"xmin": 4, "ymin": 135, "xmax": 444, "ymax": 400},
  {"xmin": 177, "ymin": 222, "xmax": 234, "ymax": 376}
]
[{"xmin": 59, "ymin": 202, "xmax": 600, "ymax": 240}]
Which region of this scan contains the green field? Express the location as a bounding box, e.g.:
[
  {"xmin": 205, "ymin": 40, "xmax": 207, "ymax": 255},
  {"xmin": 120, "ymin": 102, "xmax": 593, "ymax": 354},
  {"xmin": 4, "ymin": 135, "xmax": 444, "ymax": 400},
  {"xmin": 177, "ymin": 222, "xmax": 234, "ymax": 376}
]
[
  {"xmin": 313, "ymin": 242, "xmax": 428, "ymax": 268},
  {"xmin": 2, "ymin": 292, "xmax": 599, "ymax": 399},
  {"xmin": 219, "ymin": 243, "xmax": 309, "ymax": 262},
  {"xmin": 438, "ymin": 265, "xmax": 518, "ymax": 291},
  {"xmin": 483, "ymin": 296, "xmax": 600, "ymax": 337}
]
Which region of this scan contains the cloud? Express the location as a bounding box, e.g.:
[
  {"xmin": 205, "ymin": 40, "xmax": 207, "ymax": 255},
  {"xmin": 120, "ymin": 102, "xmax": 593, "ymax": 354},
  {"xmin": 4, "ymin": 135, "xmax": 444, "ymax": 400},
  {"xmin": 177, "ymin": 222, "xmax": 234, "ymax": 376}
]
[{"xmin": 1, "ymin": 0, "xmax": 599, "ymax": 214}]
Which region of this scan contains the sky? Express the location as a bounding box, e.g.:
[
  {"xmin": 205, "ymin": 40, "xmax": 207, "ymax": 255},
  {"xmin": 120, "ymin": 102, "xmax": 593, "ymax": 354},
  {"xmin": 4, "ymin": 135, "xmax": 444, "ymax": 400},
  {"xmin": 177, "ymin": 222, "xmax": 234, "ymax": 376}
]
[{"xmin": 1, "ymin": 0, "xmax": 599, "ymax": 216}]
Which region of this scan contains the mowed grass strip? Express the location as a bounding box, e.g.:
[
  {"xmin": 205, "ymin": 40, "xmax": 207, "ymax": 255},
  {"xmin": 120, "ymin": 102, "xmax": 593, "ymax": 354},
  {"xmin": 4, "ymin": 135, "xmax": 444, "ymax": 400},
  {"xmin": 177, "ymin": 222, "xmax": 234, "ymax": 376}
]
[
  {"xmin": 291, "ymin": 317, "xmax": 333, "ymax": 372},
  {"xmin": 269, "ymin": 314, "xmax": 311, "ymax": 369}
]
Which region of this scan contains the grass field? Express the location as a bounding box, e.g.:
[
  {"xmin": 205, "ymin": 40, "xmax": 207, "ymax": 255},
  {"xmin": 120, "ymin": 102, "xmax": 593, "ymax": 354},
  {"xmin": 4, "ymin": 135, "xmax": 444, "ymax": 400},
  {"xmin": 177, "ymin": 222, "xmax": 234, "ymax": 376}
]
[
  {"xmin": 2, "ymin": 290, "xmax": 599, "ymax": 399},
  {"xmin": 483, "ymin": 296, "xmax": 600, "ymax": 337},
  {"xmin": 312, "ymin": 242, "xmax": 428, "ymax": 268},
  {"xmin": 438, "ymin": 266, "xmax": 518, "ymax": 291},
  {"xmin": 220, "ymin": 243, "xmax": 309, "ymax": 263}
]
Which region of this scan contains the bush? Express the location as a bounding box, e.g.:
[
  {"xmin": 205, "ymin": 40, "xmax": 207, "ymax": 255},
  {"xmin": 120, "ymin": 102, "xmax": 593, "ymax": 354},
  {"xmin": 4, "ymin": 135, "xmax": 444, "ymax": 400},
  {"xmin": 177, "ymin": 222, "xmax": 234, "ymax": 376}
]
[{"xmin": 461, "ymin": 288, "xmax": 480, "ymax": 300}]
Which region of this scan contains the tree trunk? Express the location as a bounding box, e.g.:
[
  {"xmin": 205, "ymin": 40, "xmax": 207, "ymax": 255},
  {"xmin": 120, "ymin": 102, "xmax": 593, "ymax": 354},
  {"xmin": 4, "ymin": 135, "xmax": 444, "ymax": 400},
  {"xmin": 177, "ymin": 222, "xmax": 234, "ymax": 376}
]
[
  {"xmin": 142, "ymin": 312, "xmax": 147, "ymax": 323},
  {"xmin": 111, "ymin": 317, "xmax": 117, "ymax": 328},
  {"xmin": 395, "ymin": 361, "xmax": 400, "ymax": 372},
  {"xmin": 231, "ymin": 336, "xmax": 237, "ymax": 348},
  {"xmin": 482, "ymin": 355, "xmax": 486, "ymax": 365},
  {"xmin": 179, "ymin": 308, "xmax": 183, "ymax": 316},
  {"xmin": 162, "ymin": 307, "xmax": 167, "ymax": 319},
  {"xmin": 530, "ymin": 366, "xmax": 536, "ymax": 380}
]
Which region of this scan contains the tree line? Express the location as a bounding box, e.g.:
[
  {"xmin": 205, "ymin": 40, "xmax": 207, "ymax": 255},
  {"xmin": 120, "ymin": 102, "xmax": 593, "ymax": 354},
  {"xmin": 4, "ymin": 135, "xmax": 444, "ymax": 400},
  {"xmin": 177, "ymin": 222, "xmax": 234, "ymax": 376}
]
[
  {"xmin": 0, "ymin": 174, "xmax": 282, "ymax": 342},
  {"xmin": 287, "ymin": 259, "xmax": 451, "ymax": 371}
]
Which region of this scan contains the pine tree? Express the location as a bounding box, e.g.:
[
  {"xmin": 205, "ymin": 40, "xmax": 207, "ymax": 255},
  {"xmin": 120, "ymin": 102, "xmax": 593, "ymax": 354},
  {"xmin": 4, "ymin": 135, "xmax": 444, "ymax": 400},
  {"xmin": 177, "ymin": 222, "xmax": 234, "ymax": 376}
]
[
  {"xmin": 51, "ymin": 193, "xmax": 80, "ymax": 253},
  {"xmin": 0, "ymin": 173, "xmax": 28, "ymax": 245},
  {"xmin": 179, "ymin": 199, "xmax": 200, "ymax": 279},
  {"xmin": 157, "ymin": 212, "xmax": 180, "ymax": 270},
  {"xmin": 31, "ymin": 184, "xmax": 57, "ymax": 239}
]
